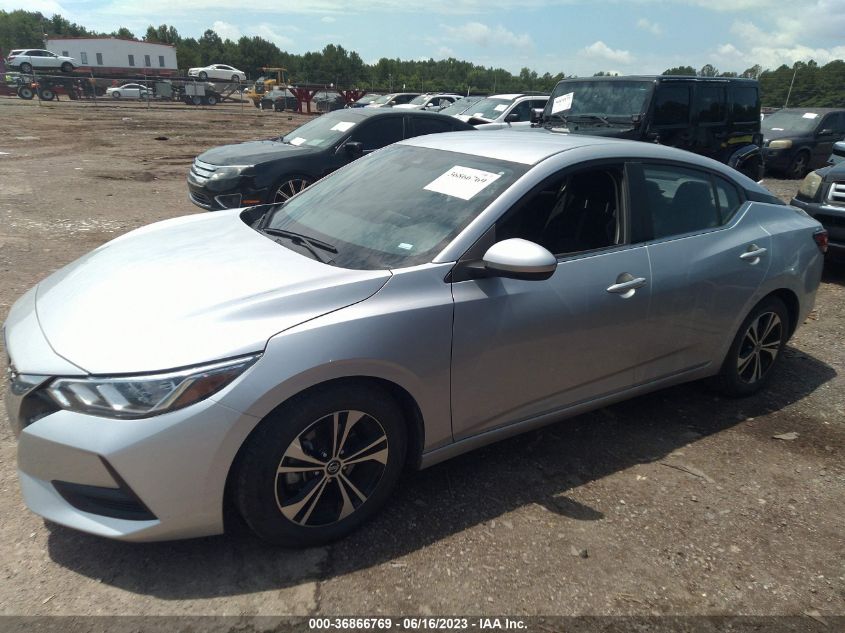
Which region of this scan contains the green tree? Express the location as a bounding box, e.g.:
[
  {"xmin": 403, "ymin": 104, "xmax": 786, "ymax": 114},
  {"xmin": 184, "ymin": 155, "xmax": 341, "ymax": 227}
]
[{"xmin": 663, "ymin": 66, "xmax": 696, "ymax": 76}]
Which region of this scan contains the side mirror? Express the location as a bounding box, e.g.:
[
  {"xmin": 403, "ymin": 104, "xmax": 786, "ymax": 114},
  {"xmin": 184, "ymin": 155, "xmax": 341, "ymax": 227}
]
[
  {"xmin": 818, "ymin": 128, "xmax": 834, "ymax": 136},
  {"xmin": 505, "ymin": 112, "xmax": 520, "ymax": 123},
  {"xmin": 530, "ymin": 108, "xmax": 544, "ymax": 124},
  {"xmin": 480, "ymin": 239, "xmax": 557, "ymax": 281},
  {"xmin": 344, "ymin": 141, "xmax": 364, "ymax": 158}
]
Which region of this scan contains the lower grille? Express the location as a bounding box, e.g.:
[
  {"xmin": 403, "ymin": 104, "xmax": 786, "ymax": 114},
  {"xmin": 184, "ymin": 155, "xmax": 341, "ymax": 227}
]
[
  {"xmin": 189, "ymin": 190, "xmax": 211, "ymax": 208},
  {"xmin": 827, "ymin": 182, "xmax": 845, "ymax": 205}
]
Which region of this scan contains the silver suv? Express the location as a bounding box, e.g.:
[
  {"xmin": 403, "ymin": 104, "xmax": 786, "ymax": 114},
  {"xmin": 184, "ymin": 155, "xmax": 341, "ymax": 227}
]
[{"xmin": 454, "ymin": 93, "xmax": 549, "ymax": 129}]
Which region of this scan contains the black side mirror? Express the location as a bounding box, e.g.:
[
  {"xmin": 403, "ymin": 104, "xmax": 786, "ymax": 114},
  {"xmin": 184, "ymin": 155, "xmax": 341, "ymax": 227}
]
[
  {"xmin": 818, "ymin": 128, "xmax": 834, "ymax": 136},
  {"xmin": 345, "ymin": 141, "xmax": 364, "ymax": 158},
  {"xmin": 505, "ymin": 112, "xmax": 520, "ymax": 123},
  {"xmin": 530, "ymin": 108, "xmax": 544, "ymax": 124}
]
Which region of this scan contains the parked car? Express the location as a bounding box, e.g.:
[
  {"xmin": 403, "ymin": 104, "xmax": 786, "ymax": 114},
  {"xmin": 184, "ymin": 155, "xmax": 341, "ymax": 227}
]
[
  {"xmin": 188, "ymin": 64, "xmax": 247, "ymax": 83},
  {"xmin": 5, "ymin": 49, "xmax": 75, "ymax": 74},
  {"xmin": 537, "ymin": 76, "xmax": 764, "ymax": 181},
  {"xmin": 436, "ymin": 95, "xmax": 486, "ymax": 116},
  {"xmin": 5, "ymin": 131, "xmax": 825, "ymax": 546},
  {"xmin": 454, "ymin": 93, "xmax": 549, "ymax": 129},
  {"xmin": 259, "ymin": 89, "xmax": 298, "ymax": 112},
  {"xmin": 348, "ymin": 94, "xmax": 382, "ymax": 108},
  {"xmin": 187, "ymin": 108, "xmax": 475, "ymax": 210},
  {"xmin": 393, "ymin": 93, "xmax": 461, "ymax": 111},
  {"xmin": 365, "ymin": 92, "xmax": 420, "ymax": 108},
  {"xmin": 762, "ymin": 108, "xmax": 845, "ymax": 178},
  {"xmin": 791, "ymin": 163, "xmax": 845, "ymax": 261},
  {"xmin": 105, "ymin": 83, "xmax": 151, "ymax": 100},
  {"xmin": 313, "ymin": 90, "xmax": 346, "ymax": 113}
]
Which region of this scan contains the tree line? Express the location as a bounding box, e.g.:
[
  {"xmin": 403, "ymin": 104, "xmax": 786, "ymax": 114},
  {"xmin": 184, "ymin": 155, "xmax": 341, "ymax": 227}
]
[{"xmin": 2, "ymin": 9, "xmax": 844, "ymax": 106}]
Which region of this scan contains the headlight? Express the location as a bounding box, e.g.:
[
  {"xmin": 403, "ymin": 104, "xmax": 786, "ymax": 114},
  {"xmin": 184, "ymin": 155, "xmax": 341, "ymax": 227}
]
[
  {"xmin": 45, "ymin": 354, "xmax": 260, "ymax": 419},
  {"xmin": 798, "ymin": 171, "xmax": 823, "ymax": 200},
  {"xmin": 768, "ymin": 139, "xmax": 793, "ymax": 149},
  {"xmin": 209, "ymin": 165, "xmax": 252, "ymax": 181}
]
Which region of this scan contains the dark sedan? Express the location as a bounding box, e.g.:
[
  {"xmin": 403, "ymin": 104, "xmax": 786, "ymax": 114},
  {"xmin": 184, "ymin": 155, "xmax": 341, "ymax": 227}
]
[
  {"xmin": 763, "ymin": 108, "xmax": 845, "ymax": 178},
  {"xmin": 792, "ymin": 162, "xmax": 845, "ymax": 261},
  {"xmin": 187, "ymin": 109, "xmax": 475, "ymax": 210}
]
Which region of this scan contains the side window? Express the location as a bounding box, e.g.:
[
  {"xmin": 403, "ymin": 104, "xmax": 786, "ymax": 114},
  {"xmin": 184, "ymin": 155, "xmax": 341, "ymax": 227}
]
[
  {"xmin": 641, "ymin": 165, "xmax": 720, "ymax": 239},
  {"xmin": 497, "ymin": 166, "xmax": 624, "ymax": 255},
  {"xmin": 652, "ymin": 85, "xmax": 690, "ymax": 126},
  {"xmin": 714, "ymin": 176, "xmax": 743, "ymax": 224},
  {"xmin": 508, "ymin": 100, "xmax": 531, "ymax": 121},
  {"xmin": 411, "ymin": 117, "xmax": 453, "ymax": 137},
  {"xmin": 96, "ymin": 53, "xmax": 103, "ymax": 65},
  {"xmin": 731, "ymin": 86, "xmax": 759, "ymax": 123},
  {"xmin": 694, "ymin": 84, "xmax": 726, "ymax": 124},
  {"xmin": 128, "ymin": 54, "xmax": 135, "ymax": 67},
  {"xmin": 349, "ymin": 117, "xmax": 404, "ymax": 150},
  {"xmin": 80, "ymin": 52, "xmax": 88, "ymax": 65}
]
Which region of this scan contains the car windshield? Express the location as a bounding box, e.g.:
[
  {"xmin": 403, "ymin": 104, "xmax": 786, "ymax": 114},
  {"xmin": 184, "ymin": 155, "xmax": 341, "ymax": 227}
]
[
  {"xmin": 263, "ymin": 144, "xmax": 529, "ymax": 269},
  {"xmin": 280, "ymin": 113, "xmax": 361, "ymax": 148},
  {"xmin": 408, "ymin": 95, "xmax": 430, "ymax": 105},
  {"xmin": 371, "ymin": 95, "xmax": 393, "ymax": 105},
  {"xmin": 763, "ymin": 110, "xmax": 823, "ymax": 134},
  {"xmin": 438, "ymin": 97, "xmax": 483, "ymax": 116},
  {"xmin": 357, "ymin": 95, "xmax": 380, "ymax": 104},
  {"xmin": 546, "ymin": 80, "xmax": 652, "ymax": 120},
  {"xmin": 463, "ymin": 98, "xmax": 514, "ymax": 120}
]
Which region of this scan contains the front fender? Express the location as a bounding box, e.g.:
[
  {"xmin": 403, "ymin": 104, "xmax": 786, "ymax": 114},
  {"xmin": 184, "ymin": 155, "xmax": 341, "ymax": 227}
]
[{"xmin": 728, "ymin": 144, "xmax": 764, "ymax": 181}]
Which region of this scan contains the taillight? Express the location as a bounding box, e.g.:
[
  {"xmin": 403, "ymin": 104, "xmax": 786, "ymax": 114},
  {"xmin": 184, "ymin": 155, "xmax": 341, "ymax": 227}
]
[{"xmin": 814, "ymin": 229, "xmax": 829, "ymax": 254}]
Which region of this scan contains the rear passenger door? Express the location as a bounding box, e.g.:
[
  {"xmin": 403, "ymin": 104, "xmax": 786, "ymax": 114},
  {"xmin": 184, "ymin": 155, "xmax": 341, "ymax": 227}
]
[
  {"xmin": 628, "ymin": 162, "xmax": 771, "ymax": 383},
  {"xmin": 408, "ymin": 116, "xmax": 454, "ymax": 138}
]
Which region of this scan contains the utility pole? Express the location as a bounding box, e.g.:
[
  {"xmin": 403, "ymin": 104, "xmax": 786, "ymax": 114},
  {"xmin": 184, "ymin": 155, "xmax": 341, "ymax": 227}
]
[{"xmin": 784, "ymin": 66, "xmax": 798, "ymax": 108}]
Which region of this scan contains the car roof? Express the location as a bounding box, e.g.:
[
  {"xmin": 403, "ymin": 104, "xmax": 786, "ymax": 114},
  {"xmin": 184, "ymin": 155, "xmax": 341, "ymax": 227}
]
[
  {"xmin": 399, "ymin": 128, "xmax": 760, "ymax": 170},
  {"xmin": 775, "ymin": 107, "xmax": 845, "ymax": 114},
  {"xmin": 554, "ymin": 75, "xmax": 757, "ymax": 85},
  {"xmin": 322, "ymin": 108, "xmax": 465, "ymax": 121}
]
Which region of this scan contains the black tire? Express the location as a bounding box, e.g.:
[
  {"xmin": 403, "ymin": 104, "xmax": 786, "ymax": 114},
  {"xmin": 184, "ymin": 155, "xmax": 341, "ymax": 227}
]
[
  {"xmin": 38, "ymin": 88, "xmax": 55, "ymax": 101},
  {"xmin": 234, "ymin": 383, "xmax": 407, "ymax": 546},
  {"xmin": 60, "ymin": 62, "xmax": 73, "ymax": 73},
  {"xmin": 198, "ymin": 71, "xmax": 208, "ymax": 81},
  {"xmin": 191, "ymin": 95, "xmax": 203, "ymax": 106},
  {"xmin": 17, "ymin": 86, "xmax": 34, "ymax": 100},
  {"xmin": 714, "ymin": 296, "xmax": 790, "ymax": 397},
  {"xmin": 787, "ymin": 151, "xmax": 810, "ymax": 179},
  {"xmin": 206, "ymin": 95, "xmax": 218, "ymax": 106},
  {"xmin": 111, "ymin": 91, "xmax": 121, "ymax": 99},
  {"xmin": 20, "ymin": 62, "xmax": 32, "ymax": 74},
  {"xmin": 272, "ymin": 175, "xmax": 313, "ymax": 203},
  {"xmin": 232, "ymin": 74, "xmax": 240, "ymax": 83}
]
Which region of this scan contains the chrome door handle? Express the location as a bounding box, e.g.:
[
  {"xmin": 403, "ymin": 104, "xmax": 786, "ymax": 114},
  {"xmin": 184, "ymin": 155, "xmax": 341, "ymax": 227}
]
[
  {"xmin": 740, "ymin": 245, "xmax": 767, "ymax": 261},
  {"xmin": 606, "ymin": 277, "xmax": 647, "ymax": 294}
]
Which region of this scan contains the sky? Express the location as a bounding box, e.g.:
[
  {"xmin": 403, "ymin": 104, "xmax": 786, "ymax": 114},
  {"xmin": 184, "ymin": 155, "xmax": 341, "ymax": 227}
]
[{"xmin": 4, "ymin": 0, "xmax": 845, "ymax": 76}]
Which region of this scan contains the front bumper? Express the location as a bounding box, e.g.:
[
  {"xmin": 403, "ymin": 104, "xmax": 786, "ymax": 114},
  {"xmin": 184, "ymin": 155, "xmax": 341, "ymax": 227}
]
[
  {"xmin": 764, "ymin": 147, "xmax": 795, "ymax": 172},
  {"xmin": 186, "ymin": 173, "xmax": 267, "ymax": 211},
  {"xmin": 791, "ymin": 197, "xmax": 845, "ymax": 260}
]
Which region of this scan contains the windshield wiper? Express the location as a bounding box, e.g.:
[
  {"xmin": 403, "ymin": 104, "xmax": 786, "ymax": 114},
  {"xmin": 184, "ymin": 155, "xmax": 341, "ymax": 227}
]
[
  {"xmin": 260, "ymin": 227, "xmax": 338, "ymax": 263},
  {"xmin": 568, "ymin": 114, "xmax": 611, "ymax": 125},
  {"xmin": 544, "ymin": 113, "xmax": 568, "ymax": 127}
]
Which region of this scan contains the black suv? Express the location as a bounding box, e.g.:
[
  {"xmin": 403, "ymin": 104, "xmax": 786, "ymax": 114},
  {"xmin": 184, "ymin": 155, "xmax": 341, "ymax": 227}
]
[
  {"xmin": 763, "ymin": 108, "xmax": 845, "ymax": 179},
  {"xmin": 536, "ymin": 75, "xmax": 763, "ymax": 180}
]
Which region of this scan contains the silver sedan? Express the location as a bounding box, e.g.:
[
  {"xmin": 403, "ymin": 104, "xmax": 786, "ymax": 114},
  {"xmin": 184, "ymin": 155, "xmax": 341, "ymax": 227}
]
[{"xmin": 3, "ymin": 131, "xmax": 827, "ymax": 546}]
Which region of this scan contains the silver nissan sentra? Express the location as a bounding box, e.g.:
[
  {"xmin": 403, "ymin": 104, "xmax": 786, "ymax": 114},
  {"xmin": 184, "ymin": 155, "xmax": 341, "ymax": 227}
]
[{"xmin": 3, "ymin": 131, "xmax": 827, "ymax": 546}]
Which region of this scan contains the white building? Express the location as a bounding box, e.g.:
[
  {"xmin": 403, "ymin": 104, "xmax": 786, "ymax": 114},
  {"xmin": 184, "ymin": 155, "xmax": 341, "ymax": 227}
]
[{"xmin": 46, "ymin": 37, "xmax": 178, "ymax": 75}]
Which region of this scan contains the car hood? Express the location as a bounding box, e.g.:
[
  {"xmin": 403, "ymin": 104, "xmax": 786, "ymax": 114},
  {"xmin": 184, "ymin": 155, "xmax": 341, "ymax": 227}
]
[
  {"xmin": 763, "ymin": 129, "xmax": 811, "ymax": 143},
  {"xmin": 33, "ymin": 211, "xmax": 391, "ymax": 374},
  {"xmin": 198, "ymin": 139, "xmax": 319, "ymax": 166}
]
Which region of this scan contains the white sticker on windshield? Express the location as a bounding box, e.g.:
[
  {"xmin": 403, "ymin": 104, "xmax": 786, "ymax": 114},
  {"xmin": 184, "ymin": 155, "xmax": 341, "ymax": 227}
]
[
  {"xmin": 290, "ymin": 137, "xmax": 306, "ymax": 146},
  {"xmin": 494, "ymin": 104, "xmax": 508, "ymax": 112},
  {"xmin": 398, "ymin": 242, "xmax": 413, "ymax": 250},
  {"xmin": 551, "ymin": 92, "xmax": 574, "ymax": 114},
  {"xmin": 424, "ymin": 166, "xmax": 502, "ymax": 201},
  {"xmin": 772, "ymin": 127, "xmax": 784, "ymax": 131},
  {"xmin": 803, "ymin": 112, "xmax": 819, "ymax": 119},
  {"xmin": 472, "ymin": 112, "xmax": 483, "ymax": 117},
  {"xmin": 331, "ymin": 121, "xmax": 355, "ymax": 132}
]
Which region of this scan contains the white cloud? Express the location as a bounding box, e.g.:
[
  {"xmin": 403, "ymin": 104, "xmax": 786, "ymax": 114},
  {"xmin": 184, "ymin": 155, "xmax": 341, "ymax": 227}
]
[
  {"xmin": 255, "ymin": 24, "xmax": 295, "ymax": 48},
  {"xmin": 321, "ymin": 16, "xmax": 336, "ymax": 23},
  {"xmin": 579, "ymin": 41, "xmax": 633, "ymax": 64},
  {"xmin": 636, "ymin": 18, "xmax": 662, "ymax": 35},
  {"xmin": 211, "ymin": 20, "xmax": 242, "ymax": 41},
  {"xmin": 0, "ymin": 0, "xmax": 66, "ymax": 14},
  {"xmin": 441, "ymin": 22, "xmax": 533, "ymax": 51},
  {"xmin": 436, "ymin": 46, "xmax": 455, "ymax": 58}
]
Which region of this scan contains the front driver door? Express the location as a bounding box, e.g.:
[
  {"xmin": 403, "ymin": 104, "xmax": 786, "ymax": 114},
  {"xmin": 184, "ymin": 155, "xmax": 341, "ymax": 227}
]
[{"xmin": 450, "ymin": 162, "xmax": 653, "ymax": 440}]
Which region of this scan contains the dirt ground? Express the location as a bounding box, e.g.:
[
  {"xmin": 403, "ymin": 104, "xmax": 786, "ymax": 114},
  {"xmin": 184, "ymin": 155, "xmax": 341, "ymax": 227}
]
[{"xmin": 0, "ymin": 97, "xmax": 842, "ymax": 621}]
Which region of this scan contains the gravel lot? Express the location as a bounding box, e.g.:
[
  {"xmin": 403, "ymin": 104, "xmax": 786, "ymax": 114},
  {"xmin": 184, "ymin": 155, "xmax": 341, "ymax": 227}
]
[{"xmin": 0, "ymin": 98, "xmax": 842, "ymax": 621}]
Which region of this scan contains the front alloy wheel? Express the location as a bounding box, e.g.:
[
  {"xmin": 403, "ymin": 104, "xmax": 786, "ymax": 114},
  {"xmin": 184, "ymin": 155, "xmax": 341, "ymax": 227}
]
[
  {"xmin": 234, "ymin": 384, "xmax": 407, "ymax": 546},
  {"xmin": 273, "ymin": 177, "xmax": 312, "ymax": 202}
]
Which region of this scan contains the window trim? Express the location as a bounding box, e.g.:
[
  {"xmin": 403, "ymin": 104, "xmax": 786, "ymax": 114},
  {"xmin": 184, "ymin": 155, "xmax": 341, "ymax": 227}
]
[{"xmin": 628, "ymin": 159, "xmax": 748, "ymax": 244}]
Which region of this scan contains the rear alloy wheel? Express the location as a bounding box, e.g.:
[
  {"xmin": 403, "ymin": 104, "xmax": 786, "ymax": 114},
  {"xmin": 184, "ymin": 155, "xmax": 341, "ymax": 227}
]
[
  {"xmin": 20, "ymin": 62, "xmax": 32, "ymax": 74},
  {"xmin": 273, "ymin": 177, "xmax": 312, "ymax": 202},
  {"xmin": 198, "ymin": 71, "xmax": 208, "ymax": 81},
  {"xmin": 235, "ymin": 384, "xmax": 407, "ymax": 545},
  {"xmin": 787, "ymin": 151, "xmax": 810, "ymax": 179},
  {"xmin": 111, "ymin": 91, "xmax": 121, "ymax": 99},
  {"xmin": 715, "ymin": 296, "xmax": 789, "ymax": 397}
]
